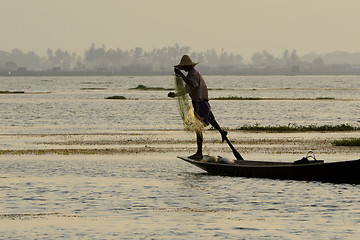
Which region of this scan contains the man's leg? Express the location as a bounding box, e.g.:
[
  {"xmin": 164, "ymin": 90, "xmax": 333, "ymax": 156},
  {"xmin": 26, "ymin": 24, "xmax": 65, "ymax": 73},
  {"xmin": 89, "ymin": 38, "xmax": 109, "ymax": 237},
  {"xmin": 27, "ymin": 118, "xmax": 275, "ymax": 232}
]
[
  {"xmin": 208, "ymin": 113, "xmax": 227, "ymax": 142},
  {"xmin": 189, "ymin": 131, "xmax": 203, "ymax": 159}
]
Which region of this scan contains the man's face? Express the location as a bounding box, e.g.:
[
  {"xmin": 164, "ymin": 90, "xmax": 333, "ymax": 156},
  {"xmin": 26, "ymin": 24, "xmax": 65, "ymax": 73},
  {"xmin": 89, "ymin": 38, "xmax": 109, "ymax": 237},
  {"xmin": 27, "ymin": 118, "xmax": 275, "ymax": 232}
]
[{"xmin": 182, "ymin": 65, "xmax": 193, "ymax": 72}]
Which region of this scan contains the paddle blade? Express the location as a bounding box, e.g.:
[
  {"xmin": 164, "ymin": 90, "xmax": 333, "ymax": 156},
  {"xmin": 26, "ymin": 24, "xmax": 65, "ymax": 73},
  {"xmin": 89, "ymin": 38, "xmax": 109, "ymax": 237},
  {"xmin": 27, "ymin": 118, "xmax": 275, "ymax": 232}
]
[{"xmin": 224, "ymin": 136, "xmax": 244, "ymax": 160}]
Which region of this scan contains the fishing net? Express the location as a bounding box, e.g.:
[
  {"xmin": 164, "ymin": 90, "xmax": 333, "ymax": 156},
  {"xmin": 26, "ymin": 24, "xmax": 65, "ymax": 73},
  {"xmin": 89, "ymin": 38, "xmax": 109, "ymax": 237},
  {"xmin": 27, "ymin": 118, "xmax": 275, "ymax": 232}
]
[{"xmin": 174, "ymin": 74, "xmax": 205, "ymax": 133}]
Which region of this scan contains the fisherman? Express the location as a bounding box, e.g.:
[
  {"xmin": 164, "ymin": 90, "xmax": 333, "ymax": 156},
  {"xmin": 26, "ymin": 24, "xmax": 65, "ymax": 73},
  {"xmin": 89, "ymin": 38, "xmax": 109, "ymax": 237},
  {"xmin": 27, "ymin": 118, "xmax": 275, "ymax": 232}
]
[{"xmin": 168, "ymin": 55, "xmax": 227, "ymax": 159}]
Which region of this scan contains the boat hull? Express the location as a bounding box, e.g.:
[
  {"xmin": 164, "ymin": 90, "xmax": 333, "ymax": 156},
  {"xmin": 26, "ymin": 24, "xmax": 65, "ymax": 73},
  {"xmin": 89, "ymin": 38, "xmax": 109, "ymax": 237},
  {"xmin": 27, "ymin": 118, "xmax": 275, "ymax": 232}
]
[{"xmin": 178, "ymin": 157, "xmax": 360, "ymax": 184}]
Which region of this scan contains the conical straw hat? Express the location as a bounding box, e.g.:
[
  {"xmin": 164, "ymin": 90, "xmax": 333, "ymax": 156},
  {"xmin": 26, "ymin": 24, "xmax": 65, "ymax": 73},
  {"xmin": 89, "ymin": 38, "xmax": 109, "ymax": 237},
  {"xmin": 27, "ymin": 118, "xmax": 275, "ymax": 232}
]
[{"xmin": 174, "ymin": 55, "xmax": 198, "ymax": 67}]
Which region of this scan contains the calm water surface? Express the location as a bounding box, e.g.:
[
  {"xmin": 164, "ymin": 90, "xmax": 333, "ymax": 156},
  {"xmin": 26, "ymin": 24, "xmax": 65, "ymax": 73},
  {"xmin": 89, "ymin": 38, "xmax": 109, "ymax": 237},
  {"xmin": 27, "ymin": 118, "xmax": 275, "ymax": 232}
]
[
  {"xmin": 1, "ymin": 76, "xmax": 360, "ymax": 239},
  {"xmin": 1, "ymin": 154, "xmax": 360, "ymax": 239},
  {"xmin": 1, "ymin": 75, "xmax": 360, "ymax": 134}
]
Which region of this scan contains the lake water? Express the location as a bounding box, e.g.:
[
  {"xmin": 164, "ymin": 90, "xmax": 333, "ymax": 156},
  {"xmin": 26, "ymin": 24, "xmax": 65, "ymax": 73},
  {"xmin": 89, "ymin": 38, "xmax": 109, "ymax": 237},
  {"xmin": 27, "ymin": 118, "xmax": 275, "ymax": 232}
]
[
  {"xmin": 1, "ymin": 75, "xmax": 360, "ymax": 239},
  {"xmin": 1, "ymin": 75, "xmax": 360, "ymax": 134}
]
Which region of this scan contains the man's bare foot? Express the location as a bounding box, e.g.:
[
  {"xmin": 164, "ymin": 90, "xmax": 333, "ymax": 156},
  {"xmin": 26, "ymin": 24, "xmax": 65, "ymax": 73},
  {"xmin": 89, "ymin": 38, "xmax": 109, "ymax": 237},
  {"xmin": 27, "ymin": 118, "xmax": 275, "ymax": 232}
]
[{"xmin": 188, "ymin": 154, "xmax": 203, "ymax": 160}]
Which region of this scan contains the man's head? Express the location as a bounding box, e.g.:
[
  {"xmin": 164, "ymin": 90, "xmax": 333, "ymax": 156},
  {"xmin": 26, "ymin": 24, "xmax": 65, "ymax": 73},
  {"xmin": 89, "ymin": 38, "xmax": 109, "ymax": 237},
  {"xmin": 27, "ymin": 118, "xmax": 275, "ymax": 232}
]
[{"xmin": 174, "ymin": 55, "xmax": 197, "ymax": 71}]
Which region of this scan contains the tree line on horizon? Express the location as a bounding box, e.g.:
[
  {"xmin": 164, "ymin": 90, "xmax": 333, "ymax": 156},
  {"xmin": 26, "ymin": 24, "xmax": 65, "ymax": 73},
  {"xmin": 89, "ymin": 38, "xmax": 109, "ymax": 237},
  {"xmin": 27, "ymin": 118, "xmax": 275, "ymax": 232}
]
[{"xmin": 1, "ymin": 43, "xmax": 360, "ymax": 75}]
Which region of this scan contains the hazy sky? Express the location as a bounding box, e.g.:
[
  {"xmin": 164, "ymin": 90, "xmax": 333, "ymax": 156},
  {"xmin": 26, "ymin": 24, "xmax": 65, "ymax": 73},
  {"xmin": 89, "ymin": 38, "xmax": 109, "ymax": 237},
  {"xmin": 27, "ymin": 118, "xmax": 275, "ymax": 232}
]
[{"xmin": 2, "ymin": 0, "xmax": 360, "ymax": 61}]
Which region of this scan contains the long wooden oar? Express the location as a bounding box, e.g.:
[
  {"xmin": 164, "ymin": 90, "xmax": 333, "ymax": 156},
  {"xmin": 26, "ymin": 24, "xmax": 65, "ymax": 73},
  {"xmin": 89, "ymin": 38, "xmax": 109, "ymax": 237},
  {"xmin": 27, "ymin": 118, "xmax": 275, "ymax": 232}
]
[{"xmin": 223, "ymin": 135, "xmax": 244, "ymax": 160}]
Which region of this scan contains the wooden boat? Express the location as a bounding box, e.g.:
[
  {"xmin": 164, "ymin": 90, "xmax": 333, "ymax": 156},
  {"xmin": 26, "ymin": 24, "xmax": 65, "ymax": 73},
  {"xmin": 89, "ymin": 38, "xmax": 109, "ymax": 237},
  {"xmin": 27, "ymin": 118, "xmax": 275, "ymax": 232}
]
[{"xmin": 178, "ymin": 154, "xmax": 360, "ymax": 184}]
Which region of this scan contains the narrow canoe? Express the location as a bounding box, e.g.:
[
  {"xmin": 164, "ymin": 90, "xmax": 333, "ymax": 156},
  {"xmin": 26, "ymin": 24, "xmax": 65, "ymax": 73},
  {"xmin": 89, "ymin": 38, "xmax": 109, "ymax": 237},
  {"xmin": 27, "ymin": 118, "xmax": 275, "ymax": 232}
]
[{"xmin": 178, "ymin": 156, "xmax": 360, "ymax": 184}]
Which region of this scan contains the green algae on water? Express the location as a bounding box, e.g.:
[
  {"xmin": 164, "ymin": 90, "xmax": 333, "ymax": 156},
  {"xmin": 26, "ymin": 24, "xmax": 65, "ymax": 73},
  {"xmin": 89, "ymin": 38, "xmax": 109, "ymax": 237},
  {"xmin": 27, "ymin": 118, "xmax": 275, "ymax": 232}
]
[
  {"xmin": 333, "ymin": 138, "xmax": 360, "ymax": 146},
  {"xmin": 105, "ymin": 95, "xmax": 127, "ymax": 99},
  {"xmin": 238, "ymin": 124, "xmax": 359, "ymax": 132}
]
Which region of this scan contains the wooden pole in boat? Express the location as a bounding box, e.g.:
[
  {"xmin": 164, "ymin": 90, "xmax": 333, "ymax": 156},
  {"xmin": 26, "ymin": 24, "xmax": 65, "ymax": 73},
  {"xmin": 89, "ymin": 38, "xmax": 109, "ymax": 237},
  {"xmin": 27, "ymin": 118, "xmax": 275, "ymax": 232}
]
[{"xmin": 223, "ymin": 135, "xmax": 243, "ymax": 160}]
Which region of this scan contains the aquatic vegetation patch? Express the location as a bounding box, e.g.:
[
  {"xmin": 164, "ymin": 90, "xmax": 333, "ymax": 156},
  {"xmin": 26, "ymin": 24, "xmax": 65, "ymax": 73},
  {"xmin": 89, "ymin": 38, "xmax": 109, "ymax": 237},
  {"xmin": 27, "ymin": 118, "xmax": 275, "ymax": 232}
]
[
  {"xmin": 211, "ymin": 96, "xmax": 336, "ymax": 100},
  {"xmin": 0, "ymin": 212, "xmax": 79, "ymax": 220},
  {"xmin": 1, "ymin": 132, "xmax": 357, "ymax": 155},
  {"xmin": 333, "ymin": 138, "xmax": 360, "ymax": 146},
  {"xmin": 0, "ymin": 149, "xmax": 117, "ymax": 155},
  {"xmin": 105, "ymin": 95, "xmax": 127, "ymax": 100},
  {"xmin": 0, "ymin": 90, "xmax": 25, "ymax": 94},
  {"xmin": 316, "ymin": 97, "xmax": 335, "ymax": 100},
  {"xmin": 212, "ymin": 96, "xmax": 261, "ymax": 100},
  {"xmin": 0, "ymin": 147, "xmax": 165, "ymax": 155},
  {"xmin": 130, "ymin": 84, "xmax": 171, "ymax": 91},
  {"xmin": 158, "ymin": 207, "xmax": 239, "ymax": 213},
  {"xmin": 238, "ymin": 124, "xmax": 359, "ymax": 132},
  {"xmin": 80, "ymin": 88, "xmax": 107, "ymax": 90}
]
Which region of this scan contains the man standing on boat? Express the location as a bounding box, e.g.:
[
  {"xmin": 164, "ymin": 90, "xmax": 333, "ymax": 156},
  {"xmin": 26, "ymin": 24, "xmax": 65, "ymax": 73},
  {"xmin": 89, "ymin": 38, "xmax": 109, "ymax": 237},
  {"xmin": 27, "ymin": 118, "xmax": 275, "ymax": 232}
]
[{"xmin": 168, "ymin": 55, "xmax": 227, "ymax": 159}]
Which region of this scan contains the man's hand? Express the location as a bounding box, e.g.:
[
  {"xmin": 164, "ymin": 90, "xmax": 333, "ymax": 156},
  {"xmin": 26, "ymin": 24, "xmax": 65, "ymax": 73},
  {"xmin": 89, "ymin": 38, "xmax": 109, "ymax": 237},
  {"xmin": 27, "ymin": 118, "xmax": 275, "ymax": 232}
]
[
  {"xmin": 167, "ymin": 92, "xmax": 176, "ymax": 98},
  {"xmin": 174, "ymin": 67, "xmax": 182, "ymax": 75}
]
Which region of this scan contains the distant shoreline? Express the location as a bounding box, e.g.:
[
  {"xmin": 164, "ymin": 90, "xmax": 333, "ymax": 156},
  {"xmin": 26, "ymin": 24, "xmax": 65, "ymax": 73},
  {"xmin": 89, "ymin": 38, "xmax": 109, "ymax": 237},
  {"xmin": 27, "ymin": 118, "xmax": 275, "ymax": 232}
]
[{"xmin": 3, "ymin": 70, "xmax": 360, "ymax": 77}]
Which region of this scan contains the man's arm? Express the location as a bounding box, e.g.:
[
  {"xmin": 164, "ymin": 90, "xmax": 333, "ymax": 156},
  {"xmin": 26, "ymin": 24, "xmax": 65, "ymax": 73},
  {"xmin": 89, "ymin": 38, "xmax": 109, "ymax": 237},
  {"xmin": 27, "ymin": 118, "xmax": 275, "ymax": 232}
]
[
  {"xmin": 174, "ymin": 67, "xmax": 186, "ymax": 79},
  {"xmin": 168, "ymin": 67, "xmax": 198, "ymax": 98},
  {"xmin": 168, "ymin": 68, "xmax": 186, "ymax": 98},
  {"xmin": 175, "ymin": 68, "xmax": 196, "ymax": 86}
]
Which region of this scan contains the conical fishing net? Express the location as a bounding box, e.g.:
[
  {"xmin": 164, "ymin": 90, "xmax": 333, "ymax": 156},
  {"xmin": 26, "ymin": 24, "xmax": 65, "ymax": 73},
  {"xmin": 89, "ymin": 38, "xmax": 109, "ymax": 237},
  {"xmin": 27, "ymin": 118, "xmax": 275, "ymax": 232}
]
[{"xmin": 174, "ymin": 74, "xmax": 205, "ymax": 133}]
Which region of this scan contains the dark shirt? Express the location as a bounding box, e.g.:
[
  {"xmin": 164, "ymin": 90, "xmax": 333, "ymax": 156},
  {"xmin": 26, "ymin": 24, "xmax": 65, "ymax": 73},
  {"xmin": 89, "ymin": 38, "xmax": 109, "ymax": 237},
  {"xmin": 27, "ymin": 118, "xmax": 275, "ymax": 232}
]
[{"xmin": 185, "ymin": 68, "xmax": 209, "ymax": 102}]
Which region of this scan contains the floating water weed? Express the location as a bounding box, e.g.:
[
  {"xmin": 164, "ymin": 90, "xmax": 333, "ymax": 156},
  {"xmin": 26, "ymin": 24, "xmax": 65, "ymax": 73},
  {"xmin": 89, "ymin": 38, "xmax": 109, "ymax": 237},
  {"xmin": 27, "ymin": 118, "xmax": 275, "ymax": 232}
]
[
  {"xmin": 105, "ymin": 95, "xmax": 126, "ymax": 99},
  {"xmin": 238, "ymin": 124, "xmax": 358, "ymax": 132},
  {"xmin": 333, "ymin": 138, "xmax": 360, "ymax": 146},
  {"xmin": 130, "ymin": 84, "xmax": 169, "ymax": 90},
  {"xmin": 0, "ymin": 90, "xmax": 25, "ymax": 94}
]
